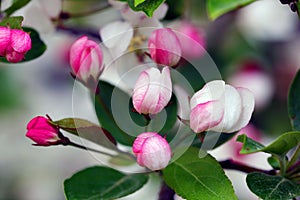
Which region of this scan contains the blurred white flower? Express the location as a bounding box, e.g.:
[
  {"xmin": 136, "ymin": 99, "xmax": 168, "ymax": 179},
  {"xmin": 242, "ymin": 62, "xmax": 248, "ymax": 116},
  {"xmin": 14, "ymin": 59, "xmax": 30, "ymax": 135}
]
[
  {"xmin": 228, "ymin": 61, "xmax": 274, "ymax": 110},
  {"xmin": 237, "ymin": 0, "xmax": 298, "ymax": 41}
]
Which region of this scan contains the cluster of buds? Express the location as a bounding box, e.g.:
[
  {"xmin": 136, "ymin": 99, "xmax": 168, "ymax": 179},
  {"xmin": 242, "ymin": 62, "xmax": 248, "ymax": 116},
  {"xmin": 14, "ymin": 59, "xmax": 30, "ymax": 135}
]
[
  {"xmin": 0, "ymin": 26, "xmax": 32, "ymax": 63},
  {"xmin": 26, "ymin": 26, "xmax": 255, "ymax": 172}
]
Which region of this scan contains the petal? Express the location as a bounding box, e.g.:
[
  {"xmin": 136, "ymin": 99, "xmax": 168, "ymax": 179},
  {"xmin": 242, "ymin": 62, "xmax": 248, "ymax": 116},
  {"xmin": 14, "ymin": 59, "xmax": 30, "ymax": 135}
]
[
  {"xmin": 10, "ymin": 29, "xmax": 32, "ymax": 53},
  {"xmin": 70, "ymin": 36, "xmax": 88, "ymax": 73},
  {"xmin": 190, "ymin": 80, "xmax": 225, "ymax": 109},
  {"xmin": 5, "ymin": 51, "xmax": 25, "ymax": 63},
  {"xmin": 190, "ymin": 100, "xmax": 224, "ymax": 133},
  {"xmin": 153, "ymin": 3, "xmax": 168, "ymax": 19},
  {"xmin": 209, "ymin": 85, "xmax": 242, "ymax": 133},
  {"xmin": 138, "ymin": 133, "xmax": 171, "ymax": 170},
  {"xmin": 229, "ymin": 87, "xmax": 255, "ymax": 132},
  {"xmin": 154, "ymin": 67, "xmax": 172, "ymax": 113},
  {"xmin": 132, "ymin": 132, "xmax": 156, "ymax": 154},
  {"xmin": 0, "ymin": 27, "xmax": 11, "ymax": 56},
  {"xmin": 133, "ymin": 71, "xmax": 150, "ymax": 113},
  {"xmin": 100, "ymin": 21, "xmax": 133, "ymax": 57}
]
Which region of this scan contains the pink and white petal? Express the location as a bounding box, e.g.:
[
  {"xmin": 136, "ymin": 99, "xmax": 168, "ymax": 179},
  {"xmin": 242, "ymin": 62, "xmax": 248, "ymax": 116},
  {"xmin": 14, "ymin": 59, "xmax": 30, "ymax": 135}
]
[
  {"xmin": 190, "ymin": 80, "xmax": 225, "ymax": 109},
  {"xmin": 133, "ymin": 71, "xmax": 150, "ymax": 113},
  {"xmin": 209, "ymin": 85, "xmax": 242, "ymax": 133},
  {"xmin": 229, "ymin": 88, "xmax": 255, "ymax": 132},
  {"xmin": 141, "ymin": 135, "xmax": 171, "ymax": 170},
  {"xmin": 190, "ymin": 100, "xmax": 224, "ymax": 133},
  {"xmin": 70, "ymin": 36, "xmax": 88, "ymax": 73},
  {"xmin": 133, "ymin": 132, "xmax": 156, "ymax": 153},
  {"xmin": 154, "ymin": 67, "xmax": 172, "ymax": 113}
]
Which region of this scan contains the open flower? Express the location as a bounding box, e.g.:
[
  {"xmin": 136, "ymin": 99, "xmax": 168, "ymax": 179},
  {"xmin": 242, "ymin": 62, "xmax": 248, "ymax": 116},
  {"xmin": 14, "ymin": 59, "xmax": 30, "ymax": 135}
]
[
  {"xmin": 26, "ymin": 116, "xmax": 60, "ymax": 146},
  {"xmin": 133, "ymin": 132, "xmax": 172, "ymax": 170},
  {"xmin": 69, "ymin": 36, "xmax": 104, "ymax": 86},
  {"xmin": 0, "ymin": 27, "xmax": 32, "ymax": 63},
  {"xmin": 189, "ymin": 80, "xmax": 255, "ymax": 133},
  {"xmin": 132, "ymin": 67, "xmax": 172, "ymax": 114},
  {"xmin": 148, "ymin": 28, "xmax": 182, "ymax": 67}
]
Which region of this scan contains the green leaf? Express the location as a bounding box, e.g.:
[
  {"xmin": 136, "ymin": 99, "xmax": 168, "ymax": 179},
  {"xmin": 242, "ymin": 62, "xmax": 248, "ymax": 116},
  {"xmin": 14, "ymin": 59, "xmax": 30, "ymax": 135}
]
[
  {"xmin": 207, "ymin": 0, "xmax": 257, "ymax": 20},
  {"xmin": 134, "ymin": 0, "xmax": 146, "ymax": 6},
  {"xmin": 163, "ymin": 148, "xmax": 238, "ymax": 200},
  {"xmin": 288, "ymin": 70, "xmax": 300, "ymax": 131},
  {"xmin": 0, "ymin": 16, "xmax": 23, "ymax": 29},
  {"xmin": 236, "ymin": 134, "xmax": 265, "ymax": 154},
  {"xmin": 64, "ymin": 166, "xmax": 148, "ymax": 200},
  {"xmin": 267, "ymin": 156, "xmax": 280, "ymax": 170},
  {"xmin": 246, "ymin": 172, "xmax": 300, "ymax": 200},
  {"xmin": 125, "ymin": 0, "xmax": 165, "ymax": 17},
  {"xmin": 95, "ymin": 81, "xmax": 138, "ymax": 146},
  {"xmin": 237, "ymin": 132, "xmax": 300, "ymax": 155},
  {"xmin": 51, "ymin": 118, "xmax": 117, "ymax": 150},
  {"xmin": 3, "ymin": 0, "xmax": 31, "ymax": 17}
]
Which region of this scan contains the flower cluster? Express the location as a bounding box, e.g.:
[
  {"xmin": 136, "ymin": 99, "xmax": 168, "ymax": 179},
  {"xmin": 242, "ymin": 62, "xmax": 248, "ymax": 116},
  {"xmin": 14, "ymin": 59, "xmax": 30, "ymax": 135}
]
[{"xmin": 0, "ymin": 26, "xmax": 31, "ymax": 63}]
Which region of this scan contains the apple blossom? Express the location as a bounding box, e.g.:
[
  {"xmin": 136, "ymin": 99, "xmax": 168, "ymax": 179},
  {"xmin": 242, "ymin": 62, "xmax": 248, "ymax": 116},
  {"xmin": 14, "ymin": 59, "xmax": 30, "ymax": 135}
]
[
  {"xmin": 133, "ymin": 132, "xmax": 172, "ymax": 170},
  {"xmin": 69, "ymin": 36, "xmax": 103, "ymax": 85},
  {"xmin": 148, "ymin": 28, "xmax": 182, "ymax": 67},
  {"xmin": 228, "ymin": 61, "xmax": 274, "ymax": 110},
  {"xmin": 26, "ymin": 116, "xmax": 60, "ymax": 146},
  {"xmin": 190, "ymin": 80, "xmax": 255, "ymax": 133},
  {"xmin": 132, "ymin": 67, "xmax": 172, "ymax": 115},
  {"xmin": 0, "ymin": 27, "xmax": 32, "ymax": 63}
]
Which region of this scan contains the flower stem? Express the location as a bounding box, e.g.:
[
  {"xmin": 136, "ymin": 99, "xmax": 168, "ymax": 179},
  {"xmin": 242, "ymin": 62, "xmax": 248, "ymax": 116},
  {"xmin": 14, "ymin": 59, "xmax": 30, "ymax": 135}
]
[
  {"xmin": 287, "ymin": 145, "xmax": 300, "ymax": 168},
  {"xmin": 219, "ymin": 159, "xmax": 277, "ymax": 175},
  {"xmin": 68, "ymin": 141, "xmax": 117, "ymax": 157}
]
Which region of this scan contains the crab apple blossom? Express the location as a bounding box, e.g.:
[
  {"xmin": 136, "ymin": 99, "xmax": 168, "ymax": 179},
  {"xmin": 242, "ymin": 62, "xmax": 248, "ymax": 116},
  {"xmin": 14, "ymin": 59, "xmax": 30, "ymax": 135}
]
[
  {"xmin": 0, "ymin": 27, "xmax": 32, "ymax": 63},
  {"xmin": 148, "ymin": 28, "xmax": 182, "ymax": 67},
  {"xmin": 133, "ymin": 132, "xmax": 172, "ymax": 170},
  {"xmin": 190, "ymin": 80, "xmax": 255, "ymax": 133},
  {"xmin": 69, "ymin": 36, "xmax": 104, "ymax": 85},
  {"xmin": 26, "ymin": 116, "xmax": 60, "ymax": 146},
  {"xmin": 132, "ymin": 66, "xmax": 172, "ymax": 115}
]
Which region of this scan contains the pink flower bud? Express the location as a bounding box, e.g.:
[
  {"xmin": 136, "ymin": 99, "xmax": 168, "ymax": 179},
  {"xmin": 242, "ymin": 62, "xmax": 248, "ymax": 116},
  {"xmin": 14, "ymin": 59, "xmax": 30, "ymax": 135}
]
[
  {"xmin": 26, "ymin": 116, "xmax": 60, "ymax": 146},
  {"xmin": 132, "ymin": 67, "xmax": 172, "ymax": 114},
  {"xmin": 69, "ymin": 36, "xmax": 104, "ymax": 85},
  {"xmin": 133, "ymin": 132, "xmax": 172, "ymax": 170},
  {"xmin": 175, "ymin": 22, "xmax": 206, "ymax": 59},
  {"xmin": 148, "ymin": 28, "xmax": 181, "ymax": 67},
  {"xmin": 0, "ymin": 27, "xmax": 32, "ymax": 63},
  {"xmin": 190, "ymin": 80, "xmax": 255, "ymax": 133}
]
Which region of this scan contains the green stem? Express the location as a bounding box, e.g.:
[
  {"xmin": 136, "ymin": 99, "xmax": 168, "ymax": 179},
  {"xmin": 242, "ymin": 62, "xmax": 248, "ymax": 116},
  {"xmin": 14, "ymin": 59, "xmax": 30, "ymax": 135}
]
[
  {"xmin": 278, "ymin": 154, "xmax": 287, "ymax": 176},
  {"xmin": 287, "ymin": 145, "xmax": 300, "ymax": 168},
  {"xmin": 68, "ymin": 141, "xmax": 117, "ymax": 157}
]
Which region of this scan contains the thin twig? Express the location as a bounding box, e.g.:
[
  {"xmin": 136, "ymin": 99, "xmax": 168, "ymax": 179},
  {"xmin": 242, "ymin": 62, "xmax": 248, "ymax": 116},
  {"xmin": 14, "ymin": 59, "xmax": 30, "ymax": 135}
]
[{"xmin": 219, "ymin": 159, "xmax": 277, "ymax": 175}]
